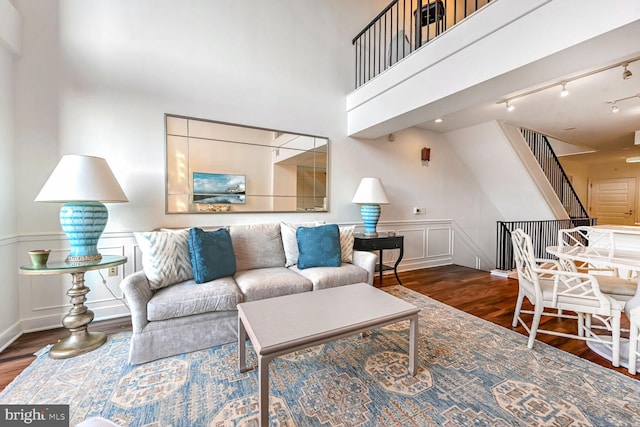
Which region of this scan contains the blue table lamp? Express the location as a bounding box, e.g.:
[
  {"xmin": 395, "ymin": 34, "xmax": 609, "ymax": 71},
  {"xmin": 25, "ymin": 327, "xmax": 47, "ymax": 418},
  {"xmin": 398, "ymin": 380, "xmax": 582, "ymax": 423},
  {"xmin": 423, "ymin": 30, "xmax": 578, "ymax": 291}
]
[
  {"xmin": 352, "ymin": 177, "xmax": 390, "ymax": 237},
  {"xmin": 35, "ymin": 155, "xmax": 128, "ymax": 263}
]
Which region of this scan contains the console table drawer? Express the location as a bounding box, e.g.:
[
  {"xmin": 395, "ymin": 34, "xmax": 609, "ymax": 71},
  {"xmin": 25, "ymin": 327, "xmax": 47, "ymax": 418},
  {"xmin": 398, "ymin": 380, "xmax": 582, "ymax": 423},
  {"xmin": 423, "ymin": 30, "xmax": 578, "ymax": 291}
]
[{"xmin": 354, "ymin": 235, "xmax": 403, "ymax": 251}]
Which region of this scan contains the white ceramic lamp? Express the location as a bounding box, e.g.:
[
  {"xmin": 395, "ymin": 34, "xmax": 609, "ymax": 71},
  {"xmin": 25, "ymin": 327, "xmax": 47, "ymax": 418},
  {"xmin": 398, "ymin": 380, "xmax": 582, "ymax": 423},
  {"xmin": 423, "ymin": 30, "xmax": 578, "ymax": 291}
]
[
  {"xmin": 35, "ymin": 155, "xmax": 128, "ymax": 262},
  {"xmin": 352, "ymin": 177, "xmax": 390, "ymax": 237}
]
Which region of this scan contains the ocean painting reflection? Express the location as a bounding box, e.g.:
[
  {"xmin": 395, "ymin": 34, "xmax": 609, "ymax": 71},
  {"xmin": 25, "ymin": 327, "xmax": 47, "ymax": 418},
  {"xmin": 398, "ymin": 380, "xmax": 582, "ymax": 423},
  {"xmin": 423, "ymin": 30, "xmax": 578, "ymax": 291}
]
[{"xmin": 193, "ymin": 172, "xmax": 246, "ymax": 204}]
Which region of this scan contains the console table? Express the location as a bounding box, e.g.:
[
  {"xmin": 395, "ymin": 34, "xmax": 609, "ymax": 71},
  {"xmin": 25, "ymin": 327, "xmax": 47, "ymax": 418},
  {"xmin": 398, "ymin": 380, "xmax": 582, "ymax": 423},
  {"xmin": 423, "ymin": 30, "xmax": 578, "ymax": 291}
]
[
  {"xmin": 353, "ymin": 232, "xmax": 404, "ymax": 286},
  {"xmin": 19, "ymin": 255, "xmax": 127, "ymax": 359}
]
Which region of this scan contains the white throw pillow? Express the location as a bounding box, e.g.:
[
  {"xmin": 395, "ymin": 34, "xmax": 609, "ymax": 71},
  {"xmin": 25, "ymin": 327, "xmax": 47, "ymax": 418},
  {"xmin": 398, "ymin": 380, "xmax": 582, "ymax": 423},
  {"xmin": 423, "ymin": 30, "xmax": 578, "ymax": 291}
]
[{"xmin": 134, "ymin": 229, "xmax": 193, "ymax": 290}]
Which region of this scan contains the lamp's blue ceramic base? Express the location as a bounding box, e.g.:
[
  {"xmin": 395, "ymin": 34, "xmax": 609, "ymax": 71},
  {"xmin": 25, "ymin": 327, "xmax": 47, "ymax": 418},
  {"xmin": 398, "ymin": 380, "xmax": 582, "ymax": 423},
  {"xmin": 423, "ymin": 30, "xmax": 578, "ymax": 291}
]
[
  {"xmin": 360, "ymin": 204, "xmax": 381, "ymax": 237},
  {"xmin": 59, "ymin": 201, "xmax": 108, "ymax": 262}
]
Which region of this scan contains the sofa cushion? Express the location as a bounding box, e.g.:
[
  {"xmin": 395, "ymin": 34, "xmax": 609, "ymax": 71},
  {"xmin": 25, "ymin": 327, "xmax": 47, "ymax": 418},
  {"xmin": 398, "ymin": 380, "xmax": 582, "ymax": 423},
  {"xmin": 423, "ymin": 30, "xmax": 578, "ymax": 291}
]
[
  {"xmin": 297, "ymin": 224, "xmax": 342, "ymax": 269},
  {"xmin": 147, "ymin": 276, "xmax": 242, "ymax": 321},
  {"xmin": 289, "ymin": 263, "xmax": 369, "ymax": 291},
  {"xmin": 229, "ymin": 223, "xmax": 285, "ymax": 271},
  {"xmin": 188, "ymin": 227, "xmax": 236, "ymax": 283},
  {"xmin": 134, "ymin": 229, "xmax": 193, "ymax": 290},
  {"xmin": 234, "ymin": 267, "xmax": 313, "ymax": 302}
]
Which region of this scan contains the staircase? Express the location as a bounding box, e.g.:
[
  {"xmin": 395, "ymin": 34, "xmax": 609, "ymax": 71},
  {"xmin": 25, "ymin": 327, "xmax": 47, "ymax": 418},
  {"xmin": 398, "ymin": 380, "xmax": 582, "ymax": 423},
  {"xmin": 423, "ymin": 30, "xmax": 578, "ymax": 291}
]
[{"xmin": 493, "ymin": 128, "xmax": 594, "ymax": 271}]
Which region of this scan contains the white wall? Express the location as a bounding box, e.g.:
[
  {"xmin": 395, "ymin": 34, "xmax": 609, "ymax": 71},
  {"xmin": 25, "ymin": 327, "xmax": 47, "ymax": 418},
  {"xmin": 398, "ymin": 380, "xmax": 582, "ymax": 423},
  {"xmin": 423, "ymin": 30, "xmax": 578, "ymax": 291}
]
[
  {"xmin": 7, "ymin": 0, "xmax": 498, "ymax": 345},
  {"xmin": 0, "ymin": 0, "xmax": 20, "ymax": 350}
]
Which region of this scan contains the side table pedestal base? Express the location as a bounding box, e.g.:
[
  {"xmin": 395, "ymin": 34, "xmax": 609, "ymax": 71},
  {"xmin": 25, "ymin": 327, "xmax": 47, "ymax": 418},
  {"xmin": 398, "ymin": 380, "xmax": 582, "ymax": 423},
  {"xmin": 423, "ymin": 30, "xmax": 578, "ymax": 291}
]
[{"xmin": 49, "ymin": 331, "xmax": 107, "ymax": 359}]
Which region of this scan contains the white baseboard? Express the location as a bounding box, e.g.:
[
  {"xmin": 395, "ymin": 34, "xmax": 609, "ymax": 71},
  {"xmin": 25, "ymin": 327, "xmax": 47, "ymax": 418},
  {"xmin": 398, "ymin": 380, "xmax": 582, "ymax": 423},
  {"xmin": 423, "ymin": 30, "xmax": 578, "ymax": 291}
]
[
  {"xmin": 491, "ymin": 269, "xmax": 517, "ymax": 279},
  {"xmin": 0, "ymin": 321, "xmax": 23, "ymax": 353}
]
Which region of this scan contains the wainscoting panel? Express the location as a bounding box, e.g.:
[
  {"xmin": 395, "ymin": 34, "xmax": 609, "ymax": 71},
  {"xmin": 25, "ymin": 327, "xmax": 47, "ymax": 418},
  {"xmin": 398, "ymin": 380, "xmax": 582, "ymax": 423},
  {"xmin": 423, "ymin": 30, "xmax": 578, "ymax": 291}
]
[{"xmin": 368, "ymin": 220, "xmax": 455, "ymax": 273}]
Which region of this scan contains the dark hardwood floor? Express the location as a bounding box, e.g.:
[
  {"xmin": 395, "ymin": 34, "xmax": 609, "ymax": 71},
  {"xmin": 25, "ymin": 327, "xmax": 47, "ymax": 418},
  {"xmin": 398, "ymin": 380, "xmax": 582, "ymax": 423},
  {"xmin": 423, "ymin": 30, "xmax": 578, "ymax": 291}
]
[{"xmin": 1, "ymin": 265, "xmax": 637, "ymax": 392}]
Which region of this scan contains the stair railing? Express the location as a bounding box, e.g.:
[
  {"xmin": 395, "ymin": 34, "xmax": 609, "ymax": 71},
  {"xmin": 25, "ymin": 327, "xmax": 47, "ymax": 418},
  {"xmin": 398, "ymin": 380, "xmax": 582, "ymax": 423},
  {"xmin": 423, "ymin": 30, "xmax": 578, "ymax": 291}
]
[{"xmin": 520, "ymin": 128, "xmax": 589, "ymax": 219}]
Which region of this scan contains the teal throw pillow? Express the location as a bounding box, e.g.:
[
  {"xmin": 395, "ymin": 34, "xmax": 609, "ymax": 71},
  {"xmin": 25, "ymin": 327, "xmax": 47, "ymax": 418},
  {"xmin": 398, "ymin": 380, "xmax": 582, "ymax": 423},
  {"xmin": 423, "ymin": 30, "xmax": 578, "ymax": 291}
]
[
  {"xmin": 188, "ymin": 227, "xmax": 236, "ymax": 283},
  {"xmin": 296, "ymin": 224, "xmax": 342, "ymax": 269}
]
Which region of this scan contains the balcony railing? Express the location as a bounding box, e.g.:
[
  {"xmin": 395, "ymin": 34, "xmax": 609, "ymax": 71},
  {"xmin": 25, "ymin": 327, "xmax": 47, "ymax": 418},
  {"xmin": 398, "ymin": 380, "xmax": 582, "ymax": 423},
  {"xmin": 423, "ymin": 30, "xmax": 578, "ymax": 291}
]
[{"xmin": 352, "ymin": 0, "xmax": 492, "ymax": 88}]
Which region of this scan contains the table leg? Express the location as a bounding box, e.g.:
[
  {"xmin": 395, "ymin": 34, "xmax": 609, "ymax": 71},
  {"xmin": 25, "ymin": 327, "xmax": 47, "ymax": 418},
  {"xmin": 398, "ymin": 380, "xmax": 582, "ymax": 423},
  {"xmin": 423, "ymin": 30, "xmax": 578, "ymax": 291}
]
[
  {"xmin": 238, "ymin": 315, "xmax": 247, "ymax": 373},
  {"xmin": 408, "ymin": 314, "xmax": 419, "ymax": 375},
  {"xmin": 393, "ymin": 244, "xmax": 404, "ymax": 286},
  {"xmin": 49, "ymin": 271, "xmax": 106, "ymax": 359},
  {"xmin": 258, "ymin": 355, "xmax": 272, "ymax": 426},
  {"xmin": 378, "ymin": 249, "xmax": 383, "ymax": 285}
]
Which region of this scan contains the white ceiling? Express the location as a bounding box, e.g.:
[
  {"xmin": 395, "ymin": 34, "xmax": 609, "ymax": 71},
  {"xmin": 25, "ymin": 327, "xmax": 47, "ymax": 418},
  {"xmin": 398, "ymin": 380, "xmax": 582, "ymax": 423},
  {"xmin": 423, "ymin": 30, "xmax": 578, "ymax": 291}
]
[{"xmin": 415, "ymin": 53, "xmax": 640, "ymax": 164}]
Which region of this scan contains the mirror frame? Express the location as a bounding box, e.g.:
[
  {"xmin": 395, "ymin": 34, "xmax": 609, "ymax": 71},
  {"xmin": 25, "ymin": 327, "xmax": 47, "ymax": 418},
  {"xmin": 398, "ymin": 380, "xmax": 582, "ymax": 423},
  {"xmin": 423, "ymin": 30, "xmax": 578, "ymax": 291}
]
[{"xmin": 165, "ymin": 114, "xmax": 330, "ymax": 214}]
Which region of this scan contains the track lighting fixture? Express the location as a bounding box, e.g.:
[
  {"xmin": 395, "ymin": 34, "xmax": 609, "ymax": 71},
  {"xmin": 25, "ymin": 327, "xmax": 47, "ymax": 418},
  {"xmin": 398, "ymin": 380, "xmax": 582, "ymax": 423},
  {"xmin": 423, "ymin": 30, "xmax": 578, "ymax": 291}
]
[
  {"xmin": 495, "ymin": 57, "xmax": 639, "ymax": 111},
  {"xmin": 607, "ymin": 93, "xmax": 640, "ymax": 113}
]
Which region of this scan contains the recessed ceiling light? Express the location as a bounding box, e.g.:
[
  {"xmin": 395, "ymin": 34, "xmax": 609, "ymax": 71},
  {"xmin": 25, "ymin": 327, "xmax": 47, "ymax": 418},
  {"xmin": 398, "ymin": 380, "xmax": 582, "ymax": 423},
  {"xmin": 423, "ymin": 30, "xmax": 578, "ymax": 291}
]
[{"xmin": 434, "ymin": 118, "xmax": 443, "ymax": 123}]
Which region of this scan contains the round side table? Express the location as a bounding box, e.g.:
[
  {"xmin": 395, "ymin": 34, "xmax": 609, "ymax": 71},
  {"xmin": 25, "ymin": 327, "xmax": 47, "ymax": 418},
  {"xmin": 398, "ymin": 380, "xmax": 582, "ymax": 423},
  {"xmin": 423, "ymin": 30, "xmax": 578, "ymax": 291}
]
[{"xmin": 19, "ymin": 255, "xmax": 127, "ymax": 359}]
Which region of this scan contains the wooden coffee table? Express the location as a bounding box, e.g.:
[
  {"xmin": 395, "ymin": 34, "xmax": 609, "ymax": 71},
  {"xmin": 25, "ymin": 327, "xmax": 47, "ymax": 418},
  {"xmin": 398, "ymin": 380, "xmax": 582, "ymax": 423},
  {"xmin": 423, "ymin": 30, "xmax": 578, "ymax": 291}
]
[{"xmin": 237, "ymin": 282, "xmax": 420, "ymax": 426}]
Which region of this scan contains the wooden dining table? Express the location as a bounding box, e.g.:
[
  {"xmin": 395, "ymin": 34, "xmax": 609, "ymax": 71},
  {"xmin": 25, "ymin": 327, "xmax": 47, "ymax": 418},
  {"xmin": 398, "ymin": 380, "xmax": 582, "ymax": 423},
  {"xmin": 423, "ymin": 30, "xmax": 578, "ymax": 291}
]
[{"xmin": 547, "ymin": 227, "xmax": 640, "ymax": 370}]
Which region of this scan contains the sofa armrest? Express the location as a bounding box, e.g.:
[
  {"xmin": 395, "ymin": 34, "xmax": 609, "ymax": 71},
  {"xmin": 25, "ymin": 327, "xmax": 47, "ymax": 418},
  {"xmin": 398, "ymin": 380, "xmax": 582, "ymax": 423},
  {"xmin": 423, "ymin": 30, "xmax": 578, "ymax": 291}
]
[
  {"xmin": 352, "ymin": 250, "xmax": 378, "ymax": 285},
  {"xmin": 119, "ymin": 271, "xmax": 153, "ymax": 333}
]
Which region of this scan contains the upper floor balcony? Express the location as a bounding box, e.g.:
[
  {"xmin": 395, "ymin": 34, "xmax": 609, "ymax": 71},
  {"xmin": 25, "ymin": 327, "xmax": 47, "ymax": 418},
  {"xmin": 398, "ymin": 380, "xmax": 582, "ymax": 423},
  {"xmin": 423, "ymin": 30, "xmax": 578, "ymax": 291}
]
[
  {"xmin": 352, "ymin": 0, "xmax": 492, "ymax": 89},
  {"xmin": 347, "ymin": 0, "xmax": 640, "ymax": 139}
]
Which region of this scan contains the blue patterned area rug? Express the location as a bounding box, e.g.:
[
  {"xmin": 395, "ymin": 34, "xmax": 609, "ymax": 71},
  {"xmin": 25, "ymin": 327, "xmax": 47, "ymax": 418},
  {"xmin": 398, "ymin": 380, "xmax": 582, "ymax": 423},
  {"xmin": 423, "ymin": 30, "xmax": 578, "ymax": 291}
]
[{"xmin": 2, "ymin": 285, "xmax": 640, "ymax": 426}]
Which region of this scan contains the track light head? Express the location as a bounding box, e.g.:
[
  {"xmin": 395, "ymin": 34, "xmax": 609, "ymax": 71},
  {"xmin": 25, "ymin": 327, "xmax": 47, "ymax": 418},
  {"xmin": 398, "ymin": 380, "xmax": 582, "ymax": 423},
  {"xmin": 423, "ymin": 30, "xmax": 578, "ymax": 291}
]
[
  {"xmin": 506, "ymin": 101, "xmax": 515, "ymax": 112},
  {"xmin": 611, "ymin": 103, "xmax": 619, "ymax": 113},
  {"xmin": 560, "ymin": 83, "xmax": 569, "ymax": 97},
  {"xmin": 623, "ymin": 63, "xmax": 633, "ymax": 80}
]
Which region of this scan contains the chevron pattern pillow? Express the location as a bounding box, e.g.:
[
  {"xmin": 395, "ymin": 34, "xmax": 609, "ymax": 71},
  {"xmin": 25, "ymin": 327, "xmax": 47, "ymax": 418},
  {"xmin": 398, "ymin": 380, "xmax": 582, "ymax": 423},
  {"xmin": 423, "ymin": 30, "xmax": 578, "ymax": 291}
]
[
  {"xmin": 339, "ymin": 225, "xmax": 355, "ymax": 263},
  {"xmin": 134, "ymin": 230, "xmax": 193, "ymax": 290}
]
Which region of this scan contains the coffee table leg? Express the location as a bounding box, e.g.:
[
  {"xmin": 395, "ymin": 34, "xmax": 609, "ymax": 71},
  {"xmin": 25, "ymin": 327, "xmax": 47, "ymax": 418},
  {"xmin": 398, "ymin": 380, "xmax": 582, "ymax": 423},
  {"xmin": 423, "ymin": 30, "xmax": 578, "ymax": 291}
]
[
  {"xmin": 408, "ymin": 314, "xmax": 419, "ymax": 375},
  {"xmin": 238, "ymin": 316, "xmax": 247, "ymax": 373},
  {"xmin": 259, "ymin": 355, "xmax": 271, "ymax": 426}
]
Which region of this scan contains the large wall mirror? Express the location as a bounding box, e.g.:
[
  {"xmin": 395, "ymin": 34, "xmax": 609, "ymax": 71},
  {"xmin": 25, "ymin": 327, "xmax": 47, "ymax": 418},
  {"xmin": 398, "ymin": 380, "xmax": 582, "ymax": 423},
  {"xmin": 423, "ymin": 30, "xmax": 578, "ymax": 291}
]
[{"xmin": 165, "ymin": 114, "xmax": 329, "ymax": 213}]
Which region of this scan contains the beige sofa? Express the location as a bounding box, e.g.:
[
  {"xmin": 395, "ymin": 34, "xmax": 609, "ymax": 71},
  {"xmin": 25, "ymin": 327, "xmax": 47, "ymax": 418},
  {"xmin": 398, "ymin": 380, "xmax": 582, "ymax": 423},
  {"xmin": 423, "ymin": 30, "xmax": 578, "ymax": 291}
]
[{"xmin": 120, "ymin": 223, "xmax": 377, "ymax": 364}]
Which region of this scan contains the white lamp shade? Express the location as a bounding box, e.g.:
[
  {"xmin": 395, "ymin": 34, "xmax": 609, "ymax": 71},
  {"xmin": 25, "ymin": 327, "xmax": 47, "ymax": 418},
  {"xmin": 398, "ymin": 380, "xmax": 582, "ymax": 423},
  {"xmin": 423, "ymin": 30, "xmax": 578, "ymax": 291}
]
[
  {"xmin": 352, "ymin": 177, "xmax": 390, "ymax": 204},
  {"xmin": 35, "ymin": 155, "xmax": 128, "ymax": 203}
]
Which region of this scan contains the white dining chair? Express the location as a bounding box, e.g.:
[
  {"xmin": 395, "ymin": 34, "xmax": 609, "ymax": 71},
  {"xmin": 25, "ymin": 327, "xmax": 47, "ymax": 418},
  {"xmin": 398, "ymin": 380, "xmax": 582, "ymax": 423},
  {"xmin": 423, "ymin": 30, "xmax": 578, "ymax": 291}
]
[
  {"xmin": 511, "ymin": 228, "xmax": 626, "ymax": 366},
  {"xmin": 629, "ymin": 306, "xmax": 640, "ymax": 375},
  {"xmin": 558, "ymin": 226, "xmax": 637, "ymax": 303}
]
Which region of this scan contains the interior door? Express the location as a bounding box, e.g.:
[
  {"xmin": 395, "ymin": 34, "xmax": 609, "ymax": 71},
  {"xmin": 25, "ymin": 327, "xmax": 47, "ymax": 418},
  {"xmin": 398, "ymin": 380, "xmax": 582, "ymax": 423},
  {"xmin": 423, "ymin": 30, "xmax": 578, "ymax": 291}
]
[{"xmin": 588, "ymin": 177, "xmax": 636, "ymax": 225}]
